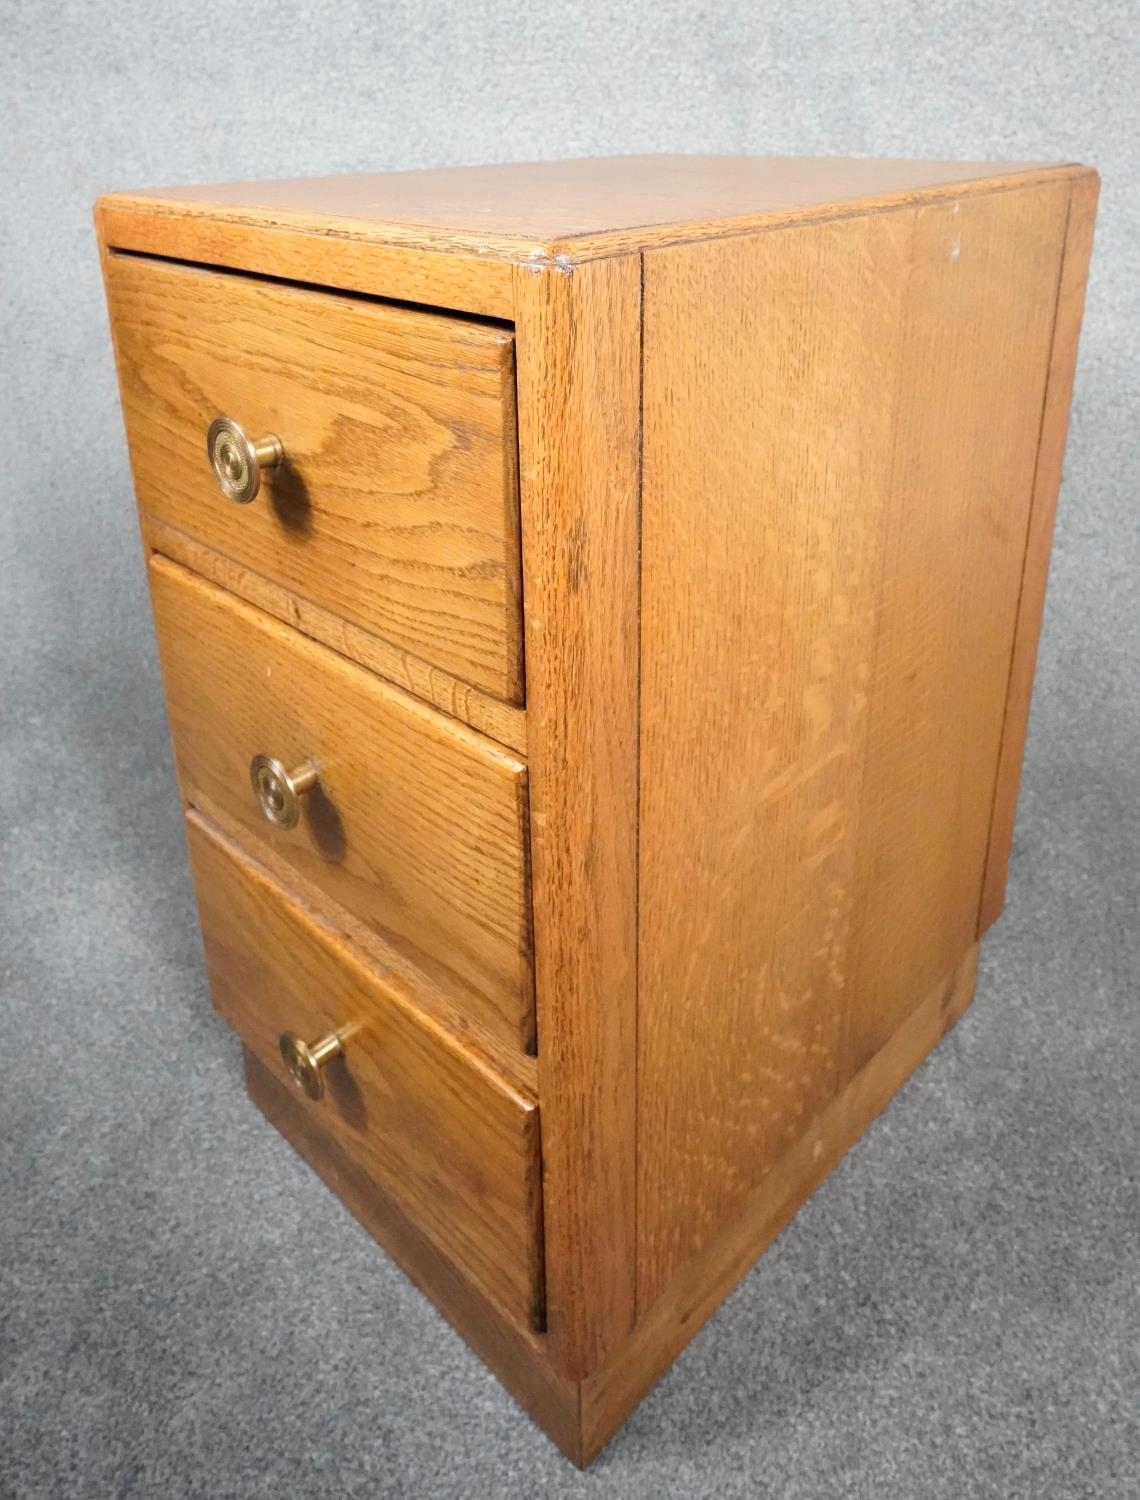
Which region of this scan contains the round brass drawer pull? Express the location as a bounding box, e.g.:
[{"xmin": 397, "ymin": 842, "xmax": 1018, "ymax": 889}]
[
  {"xmin": 249, "ymin": 754, "xmax": 318, "ymax": 830},
  {"xmin": 279, "ymin": 1031, "xmax": 343, "ymax": 1101},
  {"xmin": 207, "ymin": 416, "xmax": 283, "ymax": 503}
]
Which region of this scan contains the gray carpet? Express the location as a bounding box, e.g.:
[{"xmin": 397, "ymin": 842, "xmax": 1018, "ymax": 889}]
[{"xmin": 2, "ymin": 2, "xmax": 1138, "ymax": 1495}]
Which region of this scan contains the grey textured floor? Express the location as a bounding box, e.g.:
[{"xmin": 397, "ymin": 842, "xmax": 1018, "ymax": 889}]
[{"xmin": 3, "ymin": 2, "xmax": 1139, "ymax": 1496}]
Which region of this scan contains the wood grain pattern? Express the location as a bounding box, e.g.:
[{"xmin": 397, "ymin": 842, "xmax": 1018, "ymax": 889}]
[
  {"xmin": 102, "ymin": 156, "xmax": 1080, "ymax": 264},
  {"xmin": 637, "ymin": 184, "xmax": 1071, "ymax": 1308},
  {"xmin": 243, "ymin": 1046, "xmax": 581, "ymax": 1460},
  {"xmin": 979, "ymin": 173, "xmax": 1100, "ymax": 931},
  {"xmin": 840, "ymin": 183, "xmax": 1071, "ymax": 1071},
  {"xmin": 637, "ymin": 210, "xmax": 912, "ymax": 1307},
  {"xmin": 187, "ymin": 813, "xmax": 544, "ymax": 1331},
  {"xmin": 150, "ymin": 556, "xmax": 534, "ymax": 1053},
  {"xmin": 195, "ymin": 791, "xmax": 537, "ymax": 1097},
  {"xmin": 513, "ymin": 256, "xmax": 642, "ymax": 1377},
  {"xmin": 141, "ymin": 515, "xmax": 527, "ymax": 755},
  {"xmin": 551, "ymin": 164, "xmax": 1085, "ymax": 262},
  {"xmin": 97, "ymin": 198, "xmax": 518, "ymax": 320},
  {"xmin": 582, "ymin": 944, "xmax": 980, "ymax": 1463},
  {"xmin": 105, "ymin": 251, "xmax": 524, "ymax": 701}
]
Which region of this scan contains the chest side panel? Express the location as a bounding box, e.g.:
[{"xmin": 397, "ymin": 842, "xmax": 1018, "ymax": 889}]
[{"xmin": 636, "ymin": 182, "xmax": 1072, "ymax": 1306}]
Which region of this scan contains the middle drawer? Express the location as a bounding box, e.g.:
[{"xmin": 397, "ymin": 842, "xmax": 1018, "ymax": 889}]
[{"xmin": 149, "ymin": 555, "xmax": 534, "ymax": 1052}]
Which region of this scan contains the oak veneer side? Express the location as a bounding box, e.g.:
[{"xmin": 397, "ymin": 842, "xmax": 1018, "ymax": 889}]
[
  {"xmin": 839, "ymin": 180, "xmax": 1071, "ymax": 1072},
  {"xmin": 979, "ymin": 172, "xmax": 1100, "ymax": 932},
  {"xmin": 513, "ymin": 256, "xmax": 642, "ymax": 1378},
  {"xmin": 636, "ymin": 208, "xmax": 912, "ymax": 1307},
  {"xmin": 635, "ymin": 180, "xmax": 1073, "ymax": 1309}
]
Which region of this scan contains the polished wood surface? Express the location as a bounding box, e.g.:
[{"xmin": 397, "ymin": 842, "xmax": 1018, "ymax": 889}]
[
  {"xmin": 839, "ymin": 184, "xmax": 1071, "ymax": 1072},
  {"xmin": 980, "ymin": 173, "xmax": 1100, "ymax": 931},
  {"xmin": 150, "ymin": 557, "xmax": 534, "ymax": 1052},
  {"xmin": 513, "ymin": 256, "xmax": 642, "ymax": 1377},
  {"xmin": 105, "ymin": 252, "xmax": 523, "ymax": 701},
  {"xmin": 105, "ymin": 155, "xmax": 1075, "ymax": 259},
  {"xmin": 187, "ymin": 813, "xmax": 544, "ymax": 1331},
  {"xmin": 636, "ymin": 182, "xmax": 1070, "ymax": 1307}
]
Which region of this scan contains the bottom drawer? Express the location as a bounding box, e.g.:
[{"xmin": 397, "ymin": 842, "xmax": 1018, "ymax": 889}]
[{"xmin": 185, "ymin": 812, "xmax": 545, "ymax": 1330}]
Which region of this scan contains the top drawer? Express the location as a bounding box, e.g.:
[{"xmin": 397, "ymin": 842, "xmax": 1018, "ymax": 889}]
[{"xmin": 103, "ymin": 253, "xmax": 523, "ymax": 703}]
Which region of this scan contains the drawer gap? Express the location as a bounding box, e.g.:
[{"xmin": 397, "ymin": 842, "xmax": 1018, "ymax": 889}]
[{"xmin": 106, "ymin": 247, "xmax": 514, "ymax": 330}]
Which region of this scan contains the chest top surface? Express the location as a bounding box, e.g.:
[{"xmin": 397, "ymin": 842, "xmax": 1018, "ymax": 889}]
[{"xmin": 100, "ymin": 152, "xmax": 1078, "ymax": 259}]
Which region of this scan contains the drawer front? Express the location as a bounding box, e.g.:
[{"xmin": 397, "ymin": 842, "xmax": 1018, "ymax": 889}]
[
  {"xmin": 105, "ymin": 252, "xmax": 523, "ymax": 702},
  {"xmin": 150, "ymin": 555, "xmax": 534, "ymax": 1052},
  {"xmin": 186, "ymin": 812, "xmax": 544, "ymax": 1329}
]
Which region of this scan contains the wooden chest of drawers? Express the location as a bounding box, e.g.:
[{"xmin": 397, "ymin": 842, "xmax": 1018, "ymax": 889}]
[{"xmin": 96, "ymin": 154, "xmax": 1097, "ymax": 1464}]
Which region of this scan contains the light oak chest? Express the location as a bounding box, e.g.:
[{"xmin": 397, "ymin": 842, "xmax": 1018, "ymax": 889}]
[{"xmin": 96, "ymin": 154, "xmax": 1097, "ymax": 1464}]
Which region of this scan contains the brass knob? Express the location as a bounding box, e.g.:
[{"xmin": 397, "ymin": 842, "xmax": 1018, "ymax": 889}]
[
  {"xmin": 207, "ymin": 416, "xmax": 283, "ymax": 503},
  {"xmin": 250, "ymin": 754, "xmax": 318, "ymax": 830},
  {"xmin": 279, "ymin": 1031, "xmax": 343, "ymax": 1101}
]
